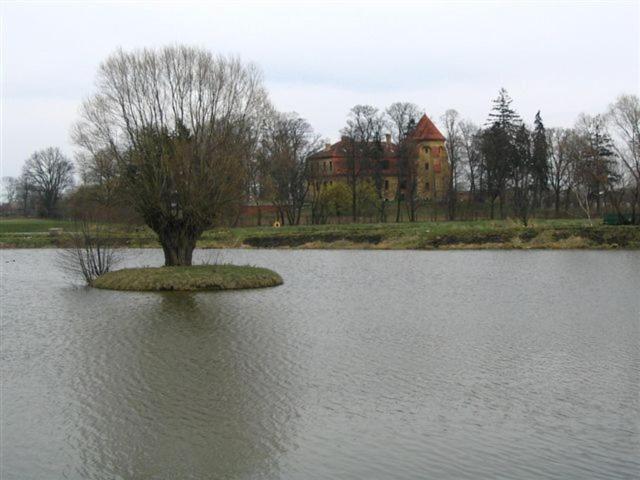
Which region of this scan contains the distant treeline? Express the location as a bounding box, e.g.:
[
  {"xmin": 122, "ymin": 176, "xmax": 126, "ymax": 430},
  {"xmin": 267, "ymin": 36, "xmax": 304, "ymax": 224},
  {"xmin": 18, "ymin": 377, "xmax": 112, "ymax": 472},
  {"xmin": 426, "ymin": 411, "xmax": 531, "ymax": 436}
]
[{"xmin": 2, "ymin": 55, "xmax": 639, "ymax": 232}]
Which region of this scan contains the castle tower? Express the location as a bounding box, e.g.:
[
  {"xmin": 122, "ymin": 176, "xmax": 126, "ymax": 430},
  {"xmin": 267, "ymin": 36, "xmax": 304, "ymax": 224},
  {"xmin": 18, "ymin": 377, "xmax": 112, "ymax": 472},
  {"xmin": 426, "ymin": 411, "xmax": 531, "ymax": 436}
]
[{"xmin": 410, "ymin": 114, "xmax": 450, "ymax": 201}]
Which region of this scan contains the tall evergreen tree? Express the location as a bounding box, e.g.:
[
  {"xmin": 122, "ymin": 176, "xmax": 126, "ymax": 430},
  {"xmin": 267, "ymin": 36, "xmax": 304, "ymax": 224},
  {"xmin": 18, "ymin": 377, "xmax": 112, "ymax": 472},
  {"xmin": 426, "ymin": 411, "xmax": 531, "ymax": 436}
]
[
  {"xmin": 481, "ymin": 123, "xmax": 511, "ymax": 219},
  {"xmin": 486, "ymin": 88, "xmax": 521, "ymax": 134},
  {"xmin": 482, "ymin": 88, "xmax": 521, "ymax": 218},
  {"xmin": 531, "ymin": 111, "xmax": 549, "ymax": 207}
]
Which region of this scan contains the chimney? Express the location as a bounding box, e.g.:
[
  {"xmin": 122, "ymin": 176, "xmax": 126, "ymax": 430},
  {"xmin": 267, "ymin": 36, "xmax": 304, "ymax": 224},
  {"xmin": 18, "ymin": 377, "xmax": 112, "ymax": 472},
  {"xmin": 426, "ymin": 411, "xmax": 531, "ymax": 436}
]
[
  {"xmin": 325, "ymin": 142, "xmax": 331, "ymax": 150},
  {"xmin": 385, "ymin": 133, "xmax": 391, "ymax": 145}
]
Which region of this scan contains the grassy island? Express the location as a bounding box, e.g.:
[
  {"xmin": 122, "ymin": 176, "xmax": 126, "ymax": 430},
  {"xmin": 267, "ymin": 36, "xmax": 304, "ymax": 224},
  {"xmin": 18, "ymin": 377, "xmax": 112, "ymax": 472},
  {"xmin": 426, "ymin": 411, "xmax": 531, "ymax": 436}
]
[{"xmin": 93, "ymin": 265, "xmax": 283, "ymax": 292}]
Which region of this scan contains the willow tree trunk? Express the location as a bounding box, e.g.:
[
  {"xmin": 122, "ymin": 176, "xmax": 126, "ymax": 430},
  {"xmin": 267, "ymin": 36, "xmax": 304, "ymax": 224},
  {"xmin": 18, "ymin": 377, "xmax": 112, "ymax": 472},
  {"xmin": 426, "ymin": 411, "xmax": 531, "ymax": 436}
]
[{"xmin": 158, "ymin": 228, "xmax": 200, "ymax": 266}]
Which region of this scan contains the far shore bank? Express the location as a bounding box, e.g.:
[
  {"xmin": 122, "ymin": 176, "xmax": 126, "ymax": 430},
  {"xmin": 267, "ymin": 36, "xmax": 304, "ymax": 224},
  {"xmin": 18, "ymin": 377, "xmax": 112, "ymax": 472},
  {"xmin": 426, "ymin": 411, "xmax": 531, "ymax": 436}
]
[{"xmin": 1, "ymin": 218, "xmax": 639, "ymax": 251}]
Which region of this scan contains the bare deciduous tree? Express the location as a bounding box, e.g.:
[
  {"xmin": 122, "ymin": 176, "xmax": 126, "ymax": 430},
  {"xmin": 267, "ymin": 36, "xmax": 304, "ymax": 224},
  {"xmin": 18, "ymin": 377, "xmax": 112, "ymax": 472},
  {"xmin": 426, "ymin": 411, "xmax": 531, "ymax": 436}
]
[
  {"xmin": 76, "ymin": 149, "xmax": 120, "ymax": 206},
  {"xmin": 573, "ymin": 114, "xmax": 618, "ymax": 217},
  {"xmin": 22, "ymin": 147, "xmax": 74, "ymax": 217},
  {"xmin": 73, "ymin": 46, "xmax": 269, "ymax": 266},
  {"xmin": 547, "ymin": 128, "xmax": 573, "ymax": 215},
  {"xmin": 341, "ymin": 105, "xmax": 385, "ymax": 221},
  {"xmin": 244, "ymin": 155, "xmax": 268, "ymax": 226},
  {"xmin": 386, "ymin": 102, "xmax": 420, "ymax": 222},
  {"xmin": 459, "ymin": 120, "xmax": 483, "ymax": 218},
  {"xmin": 607, "ymin": 94, "xmax": 640, "ymax": 223},
  {"xmin": 442, "ymin": 109, "xmax": 462, "ymax": 220},
  {"xmin": 2, "ymin": 177, "xmax": 19, "ymax": 206},
  {"xmin": 58, "ymin": 220, "xmax": 122, "ymax": 286},
  {"xmin": 16, "ymin": 174, "xmax": 34, "ymax": 215},
  {"xmin": 259, "ymin": 111, "xmax": 321, "ymax": 225}
]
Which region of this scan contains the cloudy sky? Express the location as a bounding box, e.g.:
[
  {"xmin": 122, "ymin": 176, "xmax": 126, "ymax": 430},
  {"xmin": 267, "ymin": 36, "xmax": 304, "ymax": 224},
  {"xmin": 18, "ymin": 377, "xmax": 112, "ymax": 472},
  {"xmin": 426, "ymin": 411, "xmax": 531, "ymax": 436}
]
[{"xmin": 1, "ymin": 0, "xmax": 638, "ymax": 178}]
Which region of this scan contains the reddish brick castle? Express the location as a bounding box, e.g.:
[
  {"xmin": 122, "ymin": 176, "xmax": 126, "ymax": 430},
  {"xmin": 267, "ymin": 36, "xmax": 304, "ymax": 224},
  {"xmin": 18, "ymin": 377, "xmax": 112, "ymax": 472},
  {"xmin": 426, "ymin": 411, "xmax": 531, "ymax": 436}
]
[{"xmin": 307, "ymin": 114, "xmax": 450, "ymax": 201}]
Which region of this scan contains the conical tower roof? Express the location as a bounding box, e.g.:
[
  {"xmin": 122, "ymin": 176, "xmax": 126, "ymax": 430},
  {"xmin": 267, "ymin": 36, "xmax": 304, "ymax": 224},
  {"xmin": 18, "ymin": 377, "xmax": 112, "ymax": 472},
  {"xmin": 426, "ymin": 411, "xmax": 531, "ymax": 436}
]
[{"xmin": 410, "ymin": 114, "xmax": 446, "ymax": 141}]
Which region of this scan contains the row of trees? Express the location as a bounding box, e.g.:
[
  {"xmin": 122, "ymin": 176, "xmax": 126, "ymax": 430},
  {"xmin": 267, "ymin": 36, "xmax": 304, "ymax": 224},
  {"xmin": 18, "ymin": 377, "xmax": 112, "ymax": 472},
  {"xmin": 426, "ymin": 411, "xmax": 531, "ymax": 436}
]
[
  {"xmin": 442, "ymin": 90, "xmax": 639, "ymax": 225},
  {"xmin": 4, "ymin": 89, "xmax": 638, "ymax": 234},
  {"xmin": 257, "ymin": 90, "xmax": 639, "ymax": 227},
  {"xmin": 2, "ymin": 46, "xmax": 638, "ymax": 265}
]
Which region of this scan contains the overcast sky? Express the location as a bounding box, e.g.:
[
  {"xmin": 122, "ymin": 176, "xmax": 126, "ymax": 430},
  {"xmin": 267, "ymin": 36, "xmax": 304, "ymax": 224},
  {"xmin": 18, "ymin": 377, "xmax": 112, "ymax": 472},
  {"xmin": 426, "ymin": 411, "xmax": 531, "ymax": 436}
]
[{"xmin": 1, "ymin": 0, "xmax": 638, "ymax": 178}]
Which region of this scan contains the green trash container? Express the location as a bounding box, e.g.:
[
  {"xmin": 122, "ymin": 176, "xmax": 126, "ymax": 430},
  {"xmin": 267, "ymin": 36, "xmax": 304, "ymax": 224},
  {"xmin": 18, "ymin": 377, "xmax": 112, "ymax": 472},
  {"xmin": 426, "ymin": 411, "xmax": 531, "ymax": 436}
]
[{"xmin": 603, "ymin": 213, "xmax": 632, "ymax": 225}]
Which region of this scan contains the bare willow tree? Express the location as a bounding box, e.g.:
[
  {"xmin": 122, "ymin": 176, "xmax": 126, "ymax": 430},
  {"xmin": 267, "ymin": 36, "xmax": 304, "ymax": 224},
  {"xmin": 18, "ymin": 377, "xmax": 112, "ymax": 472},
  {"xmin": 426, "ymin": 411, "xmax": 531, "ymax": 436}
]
[
  {"xmin": 22, "ymin": 147, "xmax": 74, "ymax": 217},
  {"xmin": 73, "ymin": 46, "xmax": 269, "ymax": 266},
  {"xmin": 259, "ymin": 111, "xmax": 321, "ymax": 225}
]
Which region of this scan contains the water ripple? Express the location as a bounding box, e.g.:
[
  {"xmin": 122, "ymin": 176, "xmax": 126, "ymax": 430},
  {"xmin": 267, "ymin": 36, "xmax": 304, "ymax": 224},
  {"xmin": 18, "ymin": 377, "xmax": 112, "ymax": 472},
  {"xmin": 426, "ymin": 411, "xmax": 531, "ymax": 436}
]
[{"xmin": 1, "ymin": 249, "xmax": 639, "ymax": 479}]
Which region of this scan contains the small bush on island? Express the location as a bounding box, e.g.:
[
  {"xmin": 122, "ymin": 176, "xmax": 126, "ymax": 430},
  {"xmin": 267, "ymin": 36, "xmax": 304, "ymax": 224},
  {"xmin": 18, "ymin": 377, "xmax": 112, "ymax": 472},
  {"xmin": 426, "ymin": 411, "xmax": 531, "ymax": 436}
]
[
  {"xmin": 93, "ymin": 265, "xmax": 283, "ymax": 292},
  {"xmin": 58, "ymin": 220, "xmax": 121, "ymax": 286}
]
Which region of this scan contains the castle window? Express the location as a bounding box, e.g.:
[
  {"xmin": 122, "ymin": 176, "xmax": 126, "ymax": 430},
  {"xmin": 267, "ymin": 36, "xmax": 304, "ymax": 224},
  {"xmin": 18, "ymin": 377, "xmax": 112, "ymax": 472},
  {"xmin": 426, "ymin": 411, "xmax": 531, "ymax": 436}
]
[
  {"xmin": 384, "ymin": 179, "xmax": 389, "ymax": 190},
  {"xmin": 400, "ymin": 180, "xmax": 407, "ymax": 190},
  {"xmin": 425, "ymin": 162, "xmax": 429, "ymax": 171},
  {"xmin": 424, "ymin": 146, "xmax": 430, "ymax": 154},
  {"xmin": 329, "ymin": 161, "xmax": 333, "ymax": 172},
  {"xmin": 425, "ymin": 181, "xmax": 430, "ymax": 191}
]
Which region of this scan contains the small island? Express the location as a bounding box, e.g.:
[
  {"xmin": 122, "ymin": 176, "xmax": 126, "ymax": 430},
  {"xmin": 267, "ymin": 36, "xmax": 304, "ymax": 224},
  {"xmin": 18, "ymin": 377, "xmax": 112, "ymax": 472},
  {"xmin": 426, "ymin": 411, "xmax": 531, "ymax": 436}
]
[{"xmin": 93, "ymin": 265, "xmax": 283, "ymax": 292}]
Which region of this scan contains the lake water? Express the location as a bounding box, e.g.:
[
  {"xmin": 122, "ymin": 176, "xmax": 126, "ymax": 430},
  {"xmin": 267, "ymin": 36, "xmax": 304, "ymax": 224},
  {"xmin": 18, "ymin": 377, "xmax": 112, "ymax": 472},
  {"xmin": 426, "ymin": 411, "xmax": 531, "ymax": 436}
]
[{"xmin": 1, "ymin": 249, "xmax": 639, "ymax": 479}]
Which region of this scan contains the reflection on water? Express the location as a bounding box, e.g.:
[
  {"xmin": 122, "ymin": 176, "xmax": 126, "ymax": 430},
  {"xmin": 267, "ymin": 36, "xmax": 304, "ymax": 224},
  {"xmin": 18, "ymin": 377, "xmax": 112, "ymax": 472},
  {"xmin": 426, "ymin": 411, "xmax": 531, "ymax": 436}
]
[
  {"xmin": 67, "ymin": 291, "xmax": 293, "ymax": 480},
  {"xmin": 1, "ymin": 249, "xmax": 639, "ymax": 479}
]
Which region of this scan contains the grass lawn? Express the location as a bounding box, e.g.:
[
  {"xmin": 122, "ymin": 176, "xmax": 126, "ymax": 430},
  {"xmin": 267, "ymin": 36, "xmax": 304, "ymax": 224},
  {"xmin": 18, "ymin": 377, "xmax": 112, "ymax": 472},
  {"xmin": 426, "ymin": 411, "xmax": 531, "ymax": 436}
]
[
  {"xmin": 2, "ymin": 217, "xmax": 638, "ymax": 249},
  {"xmin": 197, "ymin": 218, "xmax": 633, "ymax": 249},
  {"xmin": 0, "ymin": 218, "xmax": 80, "ymax": 233},
  {"xmin": 202, "ymin": 218, "xmax": 593, "ymax": 241},
  {"xmin": 93, "ymin": 264, "xmax": 283, "ymax": 291}
]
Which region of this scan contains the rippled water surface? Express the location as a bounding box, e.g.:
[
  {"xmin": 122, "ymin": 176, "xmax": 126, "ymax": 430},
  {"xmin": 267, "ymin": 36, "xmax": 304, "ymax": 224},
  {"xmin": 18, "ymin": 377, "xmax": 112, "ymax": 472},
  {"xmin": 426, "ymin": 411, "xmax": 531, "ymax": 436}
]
[{"xmin": 1, "ymin": 249, "xmax": 639, "ymax": 479}]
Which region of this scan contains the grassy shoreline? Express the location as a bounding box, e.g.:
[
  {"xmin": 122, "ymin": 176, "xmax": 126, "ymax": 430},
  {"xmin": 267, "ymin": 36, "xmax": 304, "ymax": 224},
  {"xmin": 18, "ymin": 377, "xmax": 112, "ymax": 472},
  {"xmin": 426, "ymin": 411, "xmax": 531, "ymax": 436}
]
[{"xmin": 1, "ymin": 218, "xmax": 639, "ymax": 250}]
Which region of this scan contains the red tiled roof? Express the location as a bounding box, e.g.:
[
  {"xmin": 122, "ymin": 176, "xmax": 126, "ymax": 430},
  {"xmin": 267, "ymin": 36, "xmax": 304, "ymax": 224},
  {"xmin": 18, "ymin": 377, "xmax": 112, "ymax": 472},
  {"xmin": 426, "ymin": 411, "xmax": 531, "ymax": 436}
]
[
  {"xmin": 308, "ymin": 113, "xmax": 444, "ymax": 160},
  {"xmin": 308, "ymin": 138, "xmax": 397, "ymax": 160},
  {"xmin": 410, "ymin": 114, "xmax": 446, "ymax": 142}
]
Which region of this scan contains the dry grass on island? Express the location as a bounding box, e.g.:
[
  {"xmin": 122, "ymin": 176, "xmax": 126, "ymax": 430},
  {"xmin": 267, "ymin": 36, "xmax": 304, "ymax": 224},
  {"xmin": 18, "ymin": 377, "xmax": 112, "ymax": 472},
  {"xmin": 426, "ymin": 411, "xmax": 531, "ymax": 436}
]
[{"xmin": 93, "ymin": 265, "xmax": 283, "ymax": 292}]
